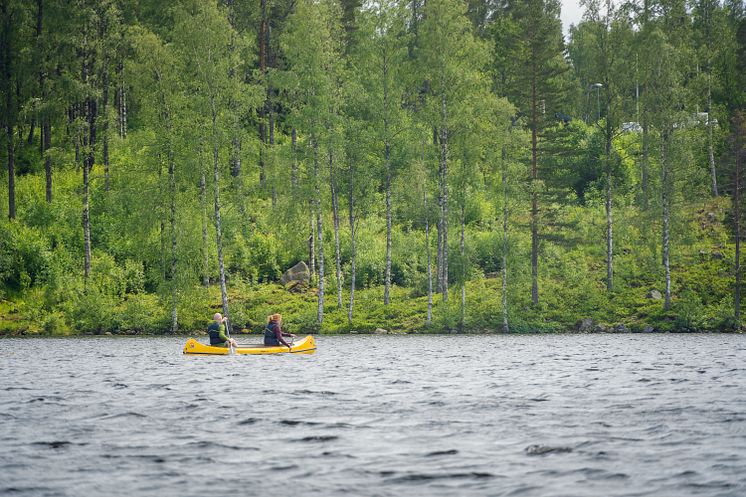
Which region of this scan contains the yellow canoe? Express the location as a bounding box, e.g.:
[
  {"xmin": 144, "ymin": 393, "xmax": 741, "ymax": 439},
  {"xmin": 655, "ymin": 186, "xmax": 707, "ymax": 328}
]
[{"xmin": 183, "ymin": 335, "xmax": 316, "ymax": 355}]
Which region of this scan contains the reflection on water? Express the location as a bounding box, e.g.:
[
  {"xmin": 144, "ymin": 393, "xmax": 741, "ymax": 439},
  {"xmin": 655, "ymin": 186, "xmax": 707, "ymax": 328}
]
[{"xmin": 1, "ymin": 334, "xmax": 745, "ymax": 496}]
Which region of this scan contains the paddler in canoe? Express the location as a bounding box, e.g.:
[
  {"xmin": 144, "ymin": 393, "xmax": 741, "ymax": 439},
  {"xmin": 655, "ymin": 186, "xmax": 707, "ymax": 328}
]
[
  {"xmin": 208, "ymin": 313, "xmax": 237, "ymax": 348},
  {"xmin": 264, "ymin": 313, "xmax": 295, "ymax": 350}
]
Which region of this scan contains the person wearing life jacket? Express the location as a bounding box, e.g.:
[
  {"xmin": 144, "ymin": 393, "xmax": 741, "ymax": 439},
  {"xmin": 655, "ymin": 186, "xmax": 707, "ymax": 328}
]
[
  {"xmin": 264, "ymin": 313, "xmax": 295, "ymax": 350},
  {"xmin": 208, "ymin": 313, "xmax": 237, "ymax": 348}
]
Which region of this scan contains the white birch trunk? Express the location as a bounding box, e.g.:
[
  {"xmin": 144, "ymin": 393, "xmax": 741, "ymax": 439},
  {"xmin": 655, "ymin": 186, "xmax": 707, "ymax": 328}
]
[
  {"xmin": 439, "ymin": 91, "xmax": 449, "ymax": 302},
  {"xmin": 383, "ymin": 52, "xmax": 392, "ymax": 306},
  {"xmin": 460, "ymin": 204, "xmax": 465, "ymax": 329},
  {"xmin": 330, "ymin": 149, "xmax": 343, "ymax": 309},
  {"xmin": 708, "ymin": 80, "xmax": 718, "ymax": 196},
  {"xmin": 314, "ymin": 141, "xmax": 325, "ymax": 324},
  {"xmin": 424, "ymin": 162, "xmax": 432, "ymax": 326},
  {"xmin": 501, "ymin": 148, "xmax": 509, "ymax": 333},
  {"xmin": 661, "ymin": 132, "xmax": 671, "ymax": 311},
  {"xmin": 200, "ymin": 171, "xmax": 209, "ymax": 287},
  {"xmin": 348, "ymin": 167, "xmax": 356, "ymax": 325},
  {"xmin": 211, "ymin": 98, "xmax": 230, "ymax": 329}
]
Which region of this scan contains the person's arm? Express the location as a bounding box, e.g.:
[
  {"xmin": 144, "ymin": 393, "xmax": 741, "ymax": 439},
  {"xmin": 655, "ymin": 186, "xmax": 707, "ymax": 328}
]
[
  {"xmin": 217, "ymin": 323, "xmax": 236, "ymax": 346},
  {"xmin": 275, "ymin": 326, "xmax": 291, "ymax": 348}
]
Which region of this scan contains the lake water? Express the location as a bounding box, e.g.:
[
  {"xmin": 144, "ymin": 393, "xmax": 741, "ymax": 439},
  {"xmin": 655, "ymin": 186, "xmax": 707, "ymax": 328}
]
[{"xmin": 1, "ymin": 334, "xmax": 745, "ymax": 496}]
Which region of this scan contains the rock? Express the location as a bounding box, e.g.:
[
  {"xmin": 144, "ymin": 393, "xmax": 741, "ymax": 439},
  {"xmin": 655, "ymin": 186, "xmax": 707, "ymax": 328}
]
[
  {"xmin": 576, "ymin": 318, "xmax": 594, "ymax": 332},
  {"xmin": 104, "ymin": 331, "xmax": 113, "ymax": 336},
  {"xmin": 613, "ymin": 324, "xmax": 629, "ymax": 333},
  {"xmin": 525, "ymin": 444, "xmax": 573, "ymax": 456},
  {"xmin": 484, "ymin": 271, "xmax": 500, "ymax": 279},
  {"xmin": 285, "ymin": 280, "xmax": 308, "ymax": 294},
  {"xmin": 706, "ymin": 212, "xmax": 716, "ymax": 223},
  {"xmin": 646, "ymin": 289, "xmax": 662, "ymax": 300},
  {"xmin": 592, "ymin": 324, "xmax": 608, "ymax": 333},
  {"xmin": 643, "ymin": 325, "xmax": 655, "ymax": 333},
  {"xmin": 374, "ymin": 328, "xmax": 388, "ymax": 335},
  {"xmin": 711, "ymin": 251, "xmax": 724, "ymax": 260},
  {"xmin": 280, "ymin": 261, "xmax": 310, "ymax": 286}
]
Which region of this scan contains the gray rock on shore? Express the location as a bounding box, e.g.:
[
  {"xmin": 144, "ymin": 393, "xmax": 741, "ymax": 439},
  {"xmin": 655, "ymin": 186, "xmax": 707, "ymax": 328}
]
[{"xmin": 281, "ymin": 261, "xmax": 310, "ymax": 287}]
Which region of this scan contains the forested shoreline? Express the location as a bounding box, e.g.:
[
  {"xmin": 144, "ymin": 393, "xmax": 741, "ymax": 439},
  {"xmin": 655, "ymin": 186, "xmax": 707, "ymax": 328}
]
[{"xmin": 1, "ymin": 0, "xmax": 745, "ymax": 336}]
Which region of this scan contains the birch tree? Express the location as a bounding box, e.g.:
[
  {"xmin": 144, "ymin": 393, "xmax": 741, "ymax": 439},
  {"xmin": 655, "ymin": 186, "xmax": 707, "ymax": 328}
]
[
  {"xmin": 281, "ymin": 0, "xmax": 344, "ymax": 324},
  {"xmin": 417, "ymin": 0, "xmax": 490, "ymax": 303},
  {"xmin": 174, "ymin": 2, "xmax": 253, "ymax": 329}
]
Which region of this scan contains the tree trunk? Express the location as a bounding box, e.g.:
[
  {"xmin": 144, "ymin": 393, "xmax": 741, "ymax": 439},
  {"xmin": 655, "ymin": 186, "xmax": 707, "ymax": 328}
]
[
  {"xmin": 116, "ymin": 61, "xmax": 127, "ymax": 138},
  {"xmin": 424, "ymin": 145, "xmax": 433, "ymax": 326},
  {"xmin": 605, "ymin": 122, "xmax": 613, "ymax": 292},
  {"xmin": 501, "ymin": 145, "xmax": 509, "ymax": 333},
  {"xmin": 384, "ymin": 140, "xmax": 392, "ymax": 305},
  {"xmin": 436, "ymin": 213, "xmax": 443, "ymax": 292},
  {"xmin": 258, "ymin": 0, "xmax": 268, "ymax": 189},
  {"xmin": 270, "ymin": 110, "xmax": 277, "ymax": 207},
  {"xmin": 5, "ymin": 122, "xmax": 13, "ymax": 221},
  {"xmin": 200, "ymin": 171, "xmax": 209, "ymax": 287},
  {"xmin": 348, "ymin": 163, "xmax": 356, "ymax": 325},
  {"xmin": 82, "ymin": 143, "xmax": 91, "ymax": 280},
  {"xmin": 102, "ymin": 66, "xmax": 110, "ymax": 191},
  {"xmin": 661, "ymin": 131, "xmax": 671, "ymax": 311},
  {"xmin": 291, "ymin": 127, "xmax": 298, "ymax": 189},
  {"xmin": 230, "ymin": 135, "xmax": 246, "ymax": 231},
  {"xmin": 3, "ymin": 0, "xmax": 15, "ymax": 221},
  {"xmin": 309, "ymin": 209, "xmax": 316, "ymax": 278},
  {"xmin": 329, "ymin": 149, "xmax": 343, "ymax": 309},
  {"xmin": 459, "ymin": 204, "xmax": 466, "ymax": 330},
  {"xmin": 44, "ymin": 116, "xmax": 51, "ymax": 203},
  {"xmin": 433, "ymin": 128, "xmax": 442, "ymax": 293},
  {"xmin": 383, "ymin": 53, "xmax": 392, "ymax": 306},
  {"xmin": 314, "ymin": 140, "xmax": 325, "ymax": 324},
  {"xmin": 439, "ymin": 92, "xmax": 449, "ymax": 302},
  {"xmin": 708, "ymin": 79, "xmax": 718, "ymax": 197},
  {"xmin": 530, "ymin": 66, "xmax": 539, "ymax": 305},
  {"xmin": 211, "ymin": 99, "xmax": 230, "ymax": 328},
  {"xmin": 641, "ymin": 120, "xmax": 649, "ymax": 210},
  {"xmin": 118, "ymin": 63, "xmax": 127, "ymax": 138},
  {"xmin": 230, "ymin": 137, "xmax": 241, "ymax": 177},
  {"xmin": 83, "ymin": 43, "xmax": 97, "ymax": 282},
  {"xmin": 167, "ymin": 140, "xmax": 177, "ymax": 333},
  {"xmin": 735, "ymin": 134, "xmax": 741, "ymax": 326}
]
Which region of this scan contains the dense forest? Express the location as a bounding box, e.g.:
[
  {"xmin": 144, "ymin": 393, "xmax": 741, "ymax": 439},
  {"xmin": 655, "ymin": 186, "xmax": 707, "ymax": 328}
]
[{"xmin": 1, "ymin": 0, "xmax": 745, "ymax": 335}]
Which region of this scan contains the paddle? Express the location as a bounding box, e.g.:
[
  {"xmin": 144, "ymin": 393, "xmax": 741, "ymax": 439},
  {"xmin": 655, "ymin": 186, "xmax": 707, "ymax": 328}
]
[{"xmin": 224, "ymin": 316, "xmax": 235, "ymax": 355}]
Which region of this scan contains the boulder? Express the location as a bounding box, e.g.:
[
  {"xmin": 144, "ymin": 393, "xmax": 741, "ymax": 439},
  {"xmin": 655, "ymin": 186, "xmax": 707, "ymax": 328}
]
[
  {"xmin": 280, "ymin": 261, "xmax": 310, "ymax": 286},
  {"xmin": 642, "ymin": 325, "xmax": 655, "ymax": 333},
  {"xmin": 576, "ymin": 318, "xmax": 594, "ymax": 332},
  {"xmin": 646, "ymin": 289, "xmax": 662, "ymax": 300},
  {"xmin": 613, "ymin": 324, "xmax": 630, "ymax": 333},
  {"xmin": 285, "ymin": 280, "xmax": 308, "ymax": 294},
  {"xmin": 711, "ymin": 251, "xmax": 724, "ymax": 260},
  {"xmin": 374, "ymin": 328, "xmax": 388, "ymax": 335}
]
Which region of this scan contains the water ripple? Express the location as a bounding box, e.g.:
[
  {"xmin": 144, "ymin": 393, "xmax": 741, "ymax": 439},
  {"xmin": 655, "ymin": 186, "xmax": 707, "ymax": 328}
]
[{"xmin": 1, "ymin": 334, "xmax": 745, "ymax": 497}]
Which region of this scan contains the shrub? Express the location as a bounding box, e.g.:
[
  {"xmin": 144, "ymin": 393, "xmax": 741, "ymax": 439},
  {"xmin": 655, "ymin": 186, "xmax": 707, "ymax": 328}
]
[{"xmin": 115, "ymin": 294, "xmax": 168, "ymax": 333}]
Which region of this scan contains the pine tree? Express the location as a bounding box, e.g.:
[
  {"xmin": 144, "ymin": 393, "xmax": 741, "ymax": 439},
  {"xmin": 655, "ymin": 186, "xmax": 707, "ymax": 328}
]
[{"xmin": 492, "ymin": 0, "xmax": 569, "ymax": 304}]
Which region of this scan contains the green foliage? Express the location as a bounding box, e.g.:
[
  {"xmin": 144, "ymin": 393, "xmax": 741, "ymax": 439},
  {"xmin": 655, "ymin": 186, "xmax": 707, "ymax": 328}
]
[{"xmin": 2, "ymin": 0, "xmax": 745, "ymax": 337}]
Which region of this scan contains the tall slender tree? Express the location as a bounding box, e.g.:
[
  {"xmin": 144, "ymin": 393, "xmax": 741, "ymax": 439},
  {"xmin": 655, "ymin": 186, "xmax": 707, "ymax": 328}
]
[
  {"xmin": 417, "ymin": 0, "xmax": 490, "ymax": 303},
  {"xmin": 281, "ymin": 0, "xmax": 345, "ymax": 324},
  {"xmin": 492, "ymin": 0, "xmax": 569, "ymax": 304}
]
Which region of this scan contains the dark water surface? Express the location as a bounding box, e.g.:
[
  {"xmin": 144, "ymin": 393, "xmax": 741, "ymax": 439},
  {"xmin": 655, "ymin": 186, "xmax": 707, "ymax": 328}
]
[{"xmin": 1, "ymin": 334, "xmax": 745, "ymax": 496}]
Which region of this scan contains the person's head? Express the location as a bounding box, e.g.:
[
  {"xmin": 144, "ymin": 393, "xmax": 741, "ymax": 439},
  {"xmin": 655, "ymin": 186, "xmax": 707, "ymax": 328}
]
[
  {"xmin": 213, "ymin": 312, "xmax": 222, "ymax": 322},
  {"xmin": 268, "ymin": 313, "xmax": 282, "ymax": 323}
]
